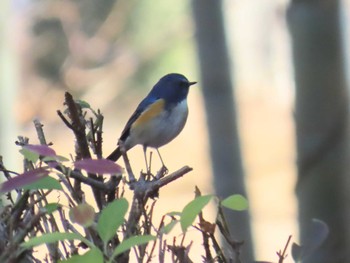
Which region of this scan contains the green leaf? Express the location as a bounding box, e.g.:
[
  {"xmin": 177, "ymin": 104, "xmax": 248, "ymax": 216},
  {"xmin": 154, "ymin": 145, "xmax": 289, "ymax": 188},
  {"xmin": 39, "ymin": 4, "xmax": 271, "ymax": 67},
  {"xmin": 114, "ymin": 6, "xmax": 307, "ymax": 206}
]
[
  {"xmin": 75, "ymin": 99, "xmax": 91, "ymax": 109},
  {"xmin": 221, "ymin": 194, "xmax": 248, "ymax": 211},
  {"xmin": 180, "ymin": 195, "xmax": 213, "ymax": 232},
  {"xmin": 19, "ymin": 148, "xmax": 39, "ymax": 162},
  {"xmin": 21, "ymin": 232, "xmax": 94, "ymax": 249},
  {"xmin": 160, "ymin": 220, "xmax": 178, "ymax": 234},
  {"xmin": 97, "ymin": 198, "xmax": 128, "ymax": 244},
  {"xmin": 166, "ymin": 211, "xmax": 182, "ymax": 217},
  {"xmin": 58, "ymin": 248, "xmax": 103, "ymax": 263},
  {"xmin": 23, "ymin": 176, "xmax": 62, "ymax": 191},
  {"xmin": 43, "ymin": 203, "xmax": 61, "ymax": 214},
  {"xmin": 42, "ymin": 155, "xmax": 70, "ymax": 162},
  {"xmin": 111, "ymin": 235, "xmax": 156, "ymax": 260}
]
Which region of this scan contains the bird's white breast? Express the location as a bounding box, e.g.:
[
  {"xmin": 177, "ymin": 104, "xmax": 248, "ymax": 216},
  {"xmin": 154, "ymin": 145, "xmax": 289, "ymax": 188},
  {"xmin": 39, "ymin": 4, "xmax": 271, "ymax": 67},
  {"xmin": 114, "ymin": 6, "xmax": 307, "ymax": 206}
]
[{"xmin": 128, "ymin": 99, "xmax": 189, "ymax": 148}]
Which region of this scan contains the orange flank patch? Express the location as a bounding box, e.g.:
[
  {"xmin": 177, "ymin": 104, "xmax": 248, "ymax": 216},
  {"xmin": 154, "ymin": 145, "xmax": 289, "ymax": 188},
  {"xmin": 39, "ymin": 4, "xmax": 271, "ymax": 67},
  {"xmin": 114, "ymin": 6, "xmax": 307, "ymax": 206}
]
[{"xmin": 132, "ymin": 99, "xmax": 165, "ymax": 129}]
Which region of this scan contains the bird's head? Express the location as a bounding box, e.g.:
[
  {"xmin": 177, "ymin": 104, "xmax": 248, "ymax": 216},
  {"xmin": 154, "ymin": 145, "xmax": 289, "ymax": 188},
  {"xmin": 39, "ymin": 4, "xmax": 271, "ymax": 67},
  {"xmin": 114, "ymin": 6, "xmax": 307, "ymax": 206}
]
[{"xmin": 150, "ymin": 73, "xmax": 197, "ymax": 105}]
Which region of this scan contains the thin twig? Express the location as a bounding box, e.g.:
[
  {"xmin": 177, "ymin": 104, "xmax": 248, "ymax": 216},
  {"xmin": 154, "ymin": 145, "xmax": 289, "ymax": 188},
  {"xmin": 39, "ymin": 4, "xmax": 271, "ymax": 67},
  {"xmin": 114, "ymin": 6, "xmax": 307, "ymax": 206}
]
[
  {"xmin": 216, "ymin": 205, "xmax": 244, "ymax": 263},
  {"xmin": 277, "ymin": 235, "xmax": 292, "ymax": 263},
  {"xmin": 146, "ymin": 215, "xmax": 166, "ymax": 263},
  {"xmin": 59, "ymin": 92, "xmax": 106, "ymax": 210},
  {"xmin": 199, "ymin": 212, "xmax": 213, "ymax": 261},
  {"xmin": 194, "ymin": 187, "xmax": 213, "ymax": 261},
  {"xmin": 62, "ymin": 92, "xmax": 92, "ymax": 159},
  {"xmin": 33, "ymin": 118, "xmax": 48, "ymax": 145},
  {"xmin": 49, "ymin": 163, "xmax": 120, "ymax": 193},
  {"xmin": 118, "ymin": 165, "xmax": 192, "ymax": 262},
  {"xmin": 58, "ymin": 208, "xmax": 79, "ymax": 256},
  {"xmin": 119, "ymin": 140, "xmax": 136, "ymax": 183},
  {"xmin": 57, "ymin": 110, "xmax": 73, "ymax": 129},
  {"xmin": 0, "ymin": 211, "xmax": 45, "ymax": 262},
  {"xmin": 209, "ymin": 232, "xmax": 227, "ymax": 263},
  {"xmin": 134, "ymin": 166, "xmax": 193, "ymax": 199}
]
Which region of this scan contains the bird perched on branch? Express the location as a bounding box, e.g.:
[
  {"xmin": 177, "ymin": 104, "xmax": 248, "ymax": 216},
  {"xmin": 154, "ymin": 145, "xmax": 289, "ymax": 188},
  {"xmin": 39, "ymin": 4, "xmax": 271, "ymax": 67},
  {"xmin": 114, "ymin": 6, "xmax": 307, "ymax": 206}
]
[{"xmin": 107, "ymin": 73, "xmax": 196, "ymax": 170}]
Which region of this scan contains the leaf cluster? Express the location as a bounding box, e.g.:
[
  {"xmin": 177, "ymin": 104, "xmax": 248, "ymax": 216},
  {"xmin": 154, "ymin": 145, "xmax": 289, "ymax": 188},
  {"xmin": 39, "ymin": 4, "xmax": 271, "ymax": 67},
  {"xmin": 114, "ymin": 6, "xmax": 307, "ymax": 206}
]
[{"xmin": 0, "ymin": 92, "xmax": 327, "ymax": 263}]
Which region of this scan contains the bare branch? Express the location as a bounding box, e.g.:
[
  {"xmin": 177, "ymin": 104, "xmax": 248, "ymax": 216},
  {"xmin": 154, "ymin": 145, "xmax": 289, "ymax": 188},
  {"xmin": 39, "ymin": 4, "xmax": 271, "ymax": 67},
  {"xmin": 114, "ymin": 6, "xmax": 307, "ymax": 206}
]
[
  {"xmin": 33, "ymin": 118, "xmax": 48, "ymax": 145},
  {"xmin": 277, "ymin": 235, "xmax": 292, "ymax": 263}
]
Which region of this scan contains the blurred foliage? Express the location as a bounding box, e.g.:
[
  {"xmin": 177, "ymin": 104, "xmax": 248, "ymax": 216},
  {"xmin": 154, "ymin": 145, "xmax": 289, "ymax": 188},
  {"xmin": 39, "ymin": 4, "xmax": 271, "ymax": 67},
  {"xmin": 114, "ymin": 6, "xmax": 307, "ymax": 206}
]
[
  {"xmin": 27, "ymin": 0, "xmax": 195, "ymax": 91},
  {"xmin": 17, "ymin": 0, "xmax": 195, "ymax": 124},
  {"xmin": 0, "ymin": 94, "xmax": 253, "ymax": 263},
  {"xmin": 32, "ymin": 18, "xmax": 70, "ymax": 82},
  {"xmin": 75, "ymin": 0, "xmax": 117, "ymax": 36}
]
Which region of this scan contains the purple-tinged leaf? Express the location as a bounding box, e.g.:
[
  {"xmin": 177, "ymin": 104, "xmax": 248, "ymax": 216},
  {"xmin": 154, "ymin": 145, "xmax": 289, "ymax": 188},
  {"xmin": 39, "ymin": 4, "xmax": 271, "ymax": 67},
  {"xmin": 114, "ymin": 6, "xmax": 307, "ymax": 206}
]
[
  {"xmin": 74, "ymin": 159, "xmax": 123, "ymax": 174},
  {"xmin": 24, "ymin": 144, "xmax": 57, "ymax": 157},
  {"xmin": 0, "ymin": 168, "xmax": 49, "ymax": 193}
]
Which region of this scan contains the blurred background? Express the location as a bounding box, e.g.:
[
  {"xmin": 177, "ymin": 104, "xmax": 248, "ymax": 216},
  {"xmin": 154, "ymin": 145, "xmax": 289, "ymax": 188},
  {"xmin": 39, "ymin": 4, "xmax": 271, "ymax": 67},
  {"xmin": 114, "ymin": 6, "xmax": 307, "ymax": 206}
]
[{"xmin": 1, "ymin": 0, "xmax": 350, "ymax": 262}]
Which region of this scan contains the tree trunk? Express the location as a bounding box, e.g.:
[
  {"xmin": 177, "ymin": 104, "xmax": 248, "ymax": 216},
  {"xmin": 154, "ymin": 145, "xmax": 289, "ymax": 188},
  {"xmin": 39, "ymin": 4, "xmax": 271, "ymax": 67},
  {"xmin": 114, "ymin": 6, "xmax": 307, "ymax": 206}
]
[
  {"xmin": 191, "ymin": 0, "xmax": 254, "ymax": 261},
  {"xmin": 287, "ymin": 1, "xmax": 350, "ymax": 262},
  {"xmin": 0, "ymin": 0, "xmax": 19, "ymax": 168}
]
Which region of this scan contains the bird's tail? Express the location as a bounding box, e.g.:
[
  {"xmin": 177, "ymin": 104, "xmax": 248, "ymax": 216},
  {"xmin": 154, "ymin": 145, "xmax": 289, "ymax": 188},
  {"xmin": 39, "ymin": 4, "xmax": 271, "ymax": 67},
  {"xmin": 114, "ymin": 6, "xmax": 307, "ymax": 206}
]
[{"xmin": 107, "ymin": 147, "xmax": 122, "ymax": 161}]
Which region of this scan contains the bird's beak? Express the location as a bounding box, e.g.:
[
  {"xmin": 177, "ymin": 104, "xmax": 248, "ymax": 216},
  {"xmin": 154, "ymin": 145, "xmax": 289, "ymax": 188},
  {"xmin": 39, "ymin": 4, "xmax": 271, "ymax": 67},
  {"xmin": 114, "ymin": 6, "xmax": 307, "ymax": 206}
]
[{"xmin": 189, "ymin": 81, "xmax": 197, "ymax": 86}]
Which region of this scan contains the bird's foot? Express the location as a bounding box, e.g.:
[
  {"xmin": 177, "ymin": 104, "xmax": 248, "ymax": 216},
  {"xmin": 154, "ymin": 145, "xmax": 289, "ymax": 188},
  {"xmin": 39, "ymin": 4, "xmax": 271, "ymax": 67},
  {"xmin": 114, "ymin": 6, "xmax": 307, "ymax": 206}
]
[
  {"xmin": 141, "ymin": 169, "xmax": 154, "ymax": 181},
  {"xmin": 162, "ymin": 165, "xmax": 168, "ymax": 174},
  {"xmin": 155, "ymin": 165, "xmax": 168, "ymax": 179}
]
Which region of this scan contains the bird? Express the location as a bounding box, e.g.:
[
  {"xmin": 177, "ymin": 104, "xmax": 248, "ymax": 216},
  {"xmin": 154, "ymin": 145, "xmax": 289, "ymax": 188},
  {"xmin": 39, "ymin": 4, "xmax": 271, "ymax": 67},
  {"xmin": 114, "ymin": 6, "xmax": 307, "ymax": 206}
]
[{"xmin": 107, "ymin": 73, "xmax": 196, "ymax": 171}]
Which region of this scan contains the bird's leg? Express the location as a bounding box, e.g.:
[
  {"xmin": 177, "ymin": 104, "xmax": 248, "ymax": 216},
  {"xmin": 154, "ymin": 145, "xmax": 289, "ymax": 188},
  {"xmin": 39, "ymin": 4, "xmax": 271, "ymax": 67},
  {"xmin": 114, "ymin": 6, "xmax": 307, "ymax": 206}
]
[
  {"xmin": 143, "ymin": 145, "xmax": 151, "ymax": 175},
  {"xmin": 149, "ymin": 151, "xmax": 153, "ymax": 168},
  {"xmin": 156, "ymin": 148, "xmax": 168, "ymax": 174}
]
